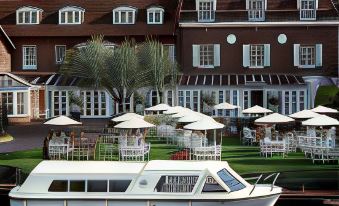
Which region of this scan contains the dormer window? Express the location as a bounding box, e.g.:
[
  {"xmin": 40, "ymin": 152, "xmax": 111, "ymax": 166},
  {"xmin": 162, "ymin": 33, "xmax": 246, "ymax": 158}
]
[
  {"xmin": 299, "ymin": 0, "xmax": 317, "ymax": 20},
  {"xmin": 196, "ymin": 0, "xmax": 216, "ymax": 22},
  {"xmin": 16, "ymin": 6, "xmax": 43, "ymax": 24},
  {"xmin": 113, "ymin": 7, "xmax": 137, "ymax": 24},
  {"xmin": 147, "ymin": 7, "xmax": 164, "ymax": 24},
  {"xmin": 59, "ymin": 6, "xmax": 85, "ymax": 24},
  {"xmin": 247, "ymin": 0, "xmax": 265, "ymax": 21}
]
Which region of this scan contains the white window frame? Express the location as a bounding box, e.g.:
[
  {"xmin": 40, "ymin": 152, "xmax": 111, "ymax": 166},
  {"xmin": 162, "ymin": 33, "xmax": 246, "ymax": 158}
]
[
  {"xmin": 82, "ymin": 90, "xmax": 108, "ymax": 117},
  {"xmin": 164, "ymin": 44, "xmax": 176, "ymax": 63},
  {"xmin": 51, "ymin": 91, "xmax": 69, "ymax": 117},
  {"xmin": 196, "ymin": 0, "xmax": 216, "ymax": 22},
  {"xmin": 113, "ymin": 7, "xmax": 137, "ymax": 24},
  {"xmin": 299, "ymin": 0, "xmax": 317, "ymax": 20},
  {"xmin": 147, "ymin": 7, "xmax": 164, "ymax": 24},
  {"xmin": 193, "ymin": 44, "xmax": 220, "ymax": 68},
  {"xmin": 22, "ymin": 45, "xmax": 37, "ymax": 70},
  {"xmin": 178, "ymin": 90, "xmax": 201, "ymax": 112},
  {"xmin": 1, "ymin": 91, "xmax": 29, "ymax": 117},
  {"xmin": 249, "ymin": 44, "xmax": 265, "ymax": 68},
  {"xmin": 247, "ymin": 0, "xmax": 265, "ymax": 21},
  {"xmin": 59, "ymin": 6, "xmax": 85, "ymax": 25},
  {"xmin": 299, "ymin": 45, "xmax": 316, "ymax": 68},
  {"xmin": 16, "ymin": 6, "xmax": 42, "ymax": 25},
  {"xmin": 55, "ymin": 45, "xmax": 66, "ymax": 64}
]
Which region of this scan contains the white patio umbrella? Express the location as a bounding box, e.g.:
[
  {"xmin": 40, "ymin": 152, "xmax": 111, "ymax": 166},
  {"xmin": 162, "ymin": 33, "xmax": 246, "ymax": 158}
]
[
  {"xmin": 289, "ymin": 110, "xmax": 321, "ymax": 119},
  {"xmin": 145, "ymin": 103, "xmax": 171, "ymax": 111},
  {"xmin": 114, "ymin": 117, "xmax": 155, "ymax": 129},
  {"xmin": 44, "ymin": 115, "xmax": 82, "ymax": 126},
  {"xmin": 255, "ymin": 113, "xmax": 295, "ymax": 124},
  {"xmin": 177, "ymin": 112, "xmax": 205, "ymax": 123},
  {"xmin": 111, "ymin": 113, "xmax": 143, "ymax": 122},
  {"xmin": 302, "ymin": 115, "xmax": 339, "ymax": 126},
  {"xmin": 171, "ymin": 108, "xmax": 194, "ymax": 118},
  {"xmin": 311, "ymin": 105, "xmax": 339, "ymax": 114},
  {"xmin": 242, "ymin": 105, "xmax": 273, "ymax": 114},
  {"xmin": 184, "ymin": 116, "xmax": 225, "ymax": 148},
  {"xmin": 184, "ymin": 116, "xmax": 225, "ymax": 130},
  {"xmin": 163, "ymin": 106, "xmax": 186, "ymax": 114},
  {"xmin": 214, "ymin": 102, "xmax": 239, "ymax": 110}
]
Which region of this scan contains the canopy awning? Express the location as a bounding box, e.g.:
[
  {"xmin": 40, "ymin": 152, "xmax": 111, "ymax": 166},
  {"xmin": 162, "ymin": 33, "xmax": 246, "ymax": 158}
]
[
  {"xmin": 289, "ymin": 110, "xmax": 321, "ymax": 119},
  {"xmin": 184, "ymin": 116, "xmax": 224, "ymax": 130},
  {"xmin": 255, "ymin": 113, "xmax": 295, "ymax": 124},
  {"xmin": 242, "ymin": 105, "xmax": 273, "ymax": 114},
  {"xmin": 111, "ymin": 113, "xmax": 143, "ymax": 122},
  {"xmin": 311, "ymin": 105, "xmax": 339, "ymax": 114},
  {"xmin": 302, "ymin": 115, "xmax": 339, "ymax": 126},
  {"xmin": 145, "ymin": 104, "xmax": 171, "ymax": 111},
  {"xmin": 44, "ymin": 115, "xmax": 82, "ymax": 126},
  {"xmin": 114, "ymin": 118, "xmax": 155, "ymax": 129}
]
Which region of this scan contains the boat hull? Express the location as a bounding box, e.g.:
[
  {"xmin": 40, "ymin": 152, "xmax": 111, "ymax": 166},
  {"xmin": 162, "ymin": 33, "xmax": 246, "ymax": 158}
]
[{"xmin": 10, "ymin": 194, "xmax": 280, "ymax": 206}]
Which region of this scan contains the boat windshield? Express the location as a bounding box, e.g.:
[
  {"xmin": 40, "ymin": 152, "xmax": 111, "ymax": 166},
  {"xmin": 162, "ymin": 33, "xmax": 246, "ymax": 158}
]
[{"xmin": 217, "ymin": 169, "xmax": 246, "ymax": 192}]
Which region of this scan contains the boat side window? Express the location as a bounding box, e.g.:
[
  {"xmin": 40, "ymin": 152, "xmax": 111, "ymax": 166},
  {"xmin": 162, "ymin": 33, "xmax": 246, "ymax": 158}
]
[
  {"xmin": 48, "ymin": 180, "xmax": 68, "ymax": 192},
  {"xmin": 154, "ymin": 175, "xmax": 199, "ymax": 193},
  {"xmin": 87, "ymin": 180, "xmax": 107, "ymax": 192},
  {"xmin": 109, "ymin": 180, "xmax": 132, "ymax": 192},
  {"xmin": 217, "ymin": 169, "xmax": 246, "ymax": 192},
  {"xmin": 70, "ymin": 180, "xmax": 85, "ymax": 192},
  {"xmin": 202, "ymin": 176, "xmax": 226, "ymax": 193}
]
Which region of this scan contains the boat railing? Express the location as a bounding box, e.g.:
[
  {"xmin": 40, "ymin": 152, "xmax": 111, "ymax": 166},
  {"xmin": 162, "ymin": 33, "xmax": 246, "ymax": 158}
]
[{"xmin": 246, "ymin": 172, "xmax": 280, "ymax": 195}]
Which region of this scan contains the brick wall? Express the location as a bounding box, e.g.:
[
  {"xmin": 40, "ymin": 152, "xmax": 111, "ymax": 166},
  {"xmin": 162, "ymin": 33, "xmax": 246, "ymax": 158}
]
[{"xmin": 0, "ymin": 35, "xmax": 11, "ymax": 72}]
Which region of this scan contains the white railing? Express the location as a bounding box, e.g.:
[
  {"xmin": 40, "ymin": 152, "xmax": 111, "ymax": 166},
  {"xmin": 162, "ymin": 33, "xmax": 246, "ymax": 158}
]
[
  {"xmin": 192, "ymin": 145, "xmax": 221, "ymax": 161},
  {"xmin": 248, "ymin": 10, "xmax": 265, "ymax": 21},
  {"xmin": 300, "ymin": 9, "xmax": 316, "ymax": 20}
]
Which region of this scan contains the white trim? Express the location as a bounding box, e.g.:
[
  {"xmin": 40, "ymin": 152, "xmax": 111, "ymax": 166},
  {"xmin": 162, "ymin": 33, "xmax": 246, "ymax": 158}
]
[
  {"xmin": 179, "ymin": 21, "xmax": 339, "ymax": 27},
  {"xmin": 113, "ymin": 6, "xmax": 137, "ymax": 24},
  {"xmin": 147, "ymin": 7, "xmax": 164, "ymax": 24},
  {"xmin": 55, "ymin": 45, "xmax": 66, "ymax": 64},
  {"xmin": 59, "ymin": 6, "xmax": 85, "ymax": 25},
  {"xmin": 16, "ymin": 6, "xmax": 43, "ymax": 25},
  {"xmin": 22, "ymin": 45, "xmax": 37, "ymax": 70}
]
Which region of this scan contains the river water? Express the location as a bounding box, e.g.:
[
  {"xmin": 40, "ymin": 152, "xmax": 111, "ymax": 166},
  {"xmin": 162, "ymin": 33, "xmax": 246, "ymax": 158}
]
[{"xmin": 0, "ymin": 166, "xmax": 338, "ymax": 206}]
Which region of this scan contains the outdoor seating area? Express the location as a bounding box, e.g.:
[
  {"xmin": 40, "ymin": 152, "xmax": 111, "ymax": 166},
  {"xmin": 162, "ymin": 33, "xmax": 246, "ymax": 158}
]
[
  {"xmin": 42, "ymin": 104, "xmax": 339, "ymax": 165},
  {"xmin": 240, "ymin": 105, "xmax": 339, "ymax": 164}
]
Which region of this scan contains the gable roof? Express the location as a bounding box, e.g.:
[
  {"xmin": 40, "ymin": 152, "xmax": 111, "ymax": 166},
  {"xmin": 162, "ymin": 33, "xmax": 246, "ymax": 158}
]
[
  {"xmin": 0, "ymin": 72, "xmax": 34, "ymax": 87},
  {"xmin": 0, "ymin": 25, "xmax": 15, "ymax": 49}
]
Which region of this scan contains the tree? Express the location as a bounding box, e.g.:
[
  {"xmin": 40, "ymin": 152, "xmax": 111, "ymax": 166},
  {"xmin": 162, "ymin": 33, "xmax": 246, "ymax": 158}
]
[
  {"xmin": 62, "ymin": 36, "xmax": 149, "ymax": 112},
  {"xmin": 139, "ymin": 39, "xmax": 179, "ymax": 104}
]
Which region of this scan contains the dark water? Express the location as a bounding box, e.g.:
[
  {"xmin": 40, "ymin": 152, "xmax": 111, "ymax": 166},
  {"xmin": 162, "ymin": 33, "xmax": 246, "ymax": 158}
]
[{"xmin": 0, "ymin": 166, "xmax": 338, "ymax": 206}]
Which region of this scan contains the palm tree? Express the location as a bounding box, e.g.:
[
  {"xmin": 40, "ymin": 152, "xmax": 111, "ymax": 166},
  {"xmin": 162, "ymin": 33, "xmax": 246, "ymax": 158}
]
[
  {"xmin": 139, "ymin": 39, "xmax": 179, "ymax": 104},
  {"xmin": 61, "ymin": 35, "xmax": 152, "ymax": 113}
]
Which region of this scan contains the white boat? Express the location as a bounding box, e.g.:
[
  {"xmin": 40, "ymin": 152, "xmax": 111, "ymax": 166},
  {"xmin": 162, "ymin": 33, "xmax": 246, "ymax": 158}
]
[{"xmin": 9, "ymin": 160, "xmax": 281, "ymax": 206}]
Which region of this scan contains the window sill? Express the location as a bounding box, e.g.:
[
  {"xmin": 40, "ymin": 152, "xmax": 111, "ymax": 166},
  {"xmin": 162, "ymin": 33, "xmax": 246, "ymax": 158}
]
[
  {"xmin": 197, "ymin": 20, "xmax": 215, "ymax": 23},
  {"xmin": 22, "ymin": 67, "xmax": 37, "ymax": 70},
  {"xmin": 58, "ymin": 23, "xmax": 82, "ymax": 25},
  {"xmin": 16, "ymin": 23, "xmax": 39, "ymax": 25},
  {"xmin": 248, "ymin": 66, "xmax": 264, "ymax": 69},
  {"xmin": 197, "ymin": 66, "xmax": 215, "ymax": 69},
  {"xmin": 8, "ymin": 114, "xmax": 29, "ymax": 118},
  {"xmin": 147, "ymin": 22, "xmax": 163, "ymax": 25},
  {"xmin": 298, "ymin": 65, "xmax": 317, "ymax": 69},
  {"xmin": 113, "ymin": 23, "xmax": 135, "ymax": 25}
]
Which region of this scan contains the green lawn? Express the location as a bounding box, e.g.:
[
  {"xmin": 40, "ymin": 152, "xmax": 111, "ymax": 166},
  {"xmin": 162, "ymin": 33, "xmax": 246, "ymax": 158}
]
[
  {"xmin": 314, "ymin": 85, "xmax": 339, "ymax": 106},
  {"xmin": 0, "ymin": 136, "xmax": 338, "ymax": 175}
]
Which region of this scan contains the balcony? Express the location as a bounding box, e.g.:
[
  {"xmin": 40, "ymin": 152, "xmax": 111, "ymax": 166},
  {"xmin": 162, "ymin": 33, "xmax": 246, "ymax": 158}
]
[
  {"xmin": 248, "ymin": 9, "xmax": 265, "ymax": 21},
  {"xmin": 300, "ymin": 9, "xmax": 316, "ymax": 20}
]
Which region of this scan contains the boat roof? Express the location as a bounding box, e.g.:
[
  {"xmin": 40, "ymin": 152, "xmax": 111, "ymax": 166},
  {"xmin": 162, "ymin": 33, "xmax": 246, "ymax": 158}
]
[
  {"xmin": 32, "ymin": 160, "xmax": 229, "ymax": 175},
  {"xmin": 31, "ymin": 161, "xmax": 145, "ymax": 174},
  {"xmin": 144, "ymin": 160, "xmax": 229, "ymax": 171}
]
